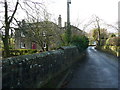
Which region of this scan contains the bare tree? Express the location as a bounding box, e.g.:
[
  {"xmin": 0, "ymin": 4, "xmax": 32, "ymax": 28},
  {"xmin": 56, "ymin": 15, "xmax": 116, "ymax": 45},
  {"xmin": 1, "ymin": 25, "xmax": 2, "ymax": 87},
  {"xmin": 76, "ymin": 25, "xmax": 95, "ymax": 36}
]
[
  {"xmin": 19, "ymin": 1, "xmax": 59, "ymax": 51},
  {"xmin": 82, "ymin": 15, "xmax": 104, "ymax": 46},
  {"xmin": 1, "ymin": 0, "xmax": 19, "ymax": 57},
  {"xmin": 95, "ymin": 16, "xmax": 101, "ymax": 46},
  {"xmin": 107, "ymin": 22, "xmax": 119, "ymax": 32}
]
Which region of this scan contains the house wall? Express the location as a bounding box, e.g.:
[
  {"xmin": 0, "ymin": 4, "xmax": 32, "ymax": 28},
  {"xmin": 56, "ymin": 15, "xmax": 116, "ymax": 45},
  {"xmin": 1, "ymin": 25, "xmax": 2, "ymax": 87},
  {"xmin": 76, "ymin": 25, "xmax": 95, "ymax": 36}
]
[
  {"xmin": 15, "ymin": 29, "xmax": 21, "ymax": 49},
  {"xmin": 15, "ymin": 28, "xmax": 32, "ymax": 49},
  {"xmin": 14, "ymin": 16, "xmax": 84, "ymax": 50}
]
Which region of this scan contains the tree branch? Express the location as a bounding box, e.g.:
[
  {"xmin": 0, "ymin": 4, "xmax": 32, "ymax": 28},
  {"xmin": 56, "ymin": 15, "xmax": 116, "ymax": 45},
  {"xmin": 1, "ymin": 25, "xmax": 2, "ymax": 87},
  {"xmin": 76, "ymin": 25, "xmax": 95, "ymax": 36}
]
[
  {"xmin": 8, "ymin": 0, "xmax": 19, "ymax": 24},
  {"xmin": 5, "ymin": 0, "xmax": 8, "ymax": 26}
]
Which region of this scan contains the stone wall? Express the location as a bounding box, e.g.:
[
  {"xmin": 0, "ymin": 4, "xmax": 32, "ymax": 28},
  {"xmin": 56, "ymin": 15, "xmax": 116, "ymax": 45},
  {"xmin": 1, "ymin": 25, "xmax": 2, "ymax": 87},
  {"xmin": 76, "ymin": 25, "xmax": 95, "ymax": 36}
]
[{"xmin": 2, "ymin": 46, "xmax": 84, "ymax": 88}]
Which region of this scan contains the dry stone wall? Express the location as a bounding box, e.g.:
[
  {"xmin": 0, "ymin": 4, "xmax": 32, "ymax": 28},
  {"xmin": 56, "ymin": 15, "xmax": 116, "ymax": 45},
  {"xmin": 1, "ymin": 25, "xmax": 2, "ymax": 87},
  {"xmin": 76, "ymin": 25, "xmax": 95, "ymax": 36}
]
[{"xmin": 2, "ymin": 46, "xmax": 84, "ymax": 88}]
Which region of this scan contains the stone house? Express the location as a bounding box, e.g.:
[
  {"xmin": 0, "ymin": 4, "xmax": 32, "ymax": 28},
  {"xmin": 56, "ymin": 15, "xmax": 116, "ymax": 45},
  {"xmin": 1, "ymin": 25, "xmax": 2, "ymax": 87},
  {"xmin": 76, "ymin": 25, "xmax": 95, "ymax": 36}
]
[{"xmin": 15, "ymin": 15, "xmax": 85, "ymax": 50}]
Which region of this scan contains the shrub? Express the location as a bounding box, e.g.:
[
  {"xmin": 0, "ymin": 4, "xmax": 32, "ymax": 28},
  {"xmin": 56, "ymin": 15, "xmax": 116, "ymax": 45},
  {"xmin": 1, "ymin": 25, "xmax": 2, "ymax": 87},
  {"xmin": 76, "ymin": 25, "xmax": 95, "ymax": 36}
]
[
  {"xmin": 103, "ymin": 36, "xmax": 120, "ymax": 57},
  {"xmin": 106, "ymin": 37, "xmax": 120, "ymax": 46},
  {"xmin": 71, "ymin": 35, "xmax": 89, "ymax": 51}
]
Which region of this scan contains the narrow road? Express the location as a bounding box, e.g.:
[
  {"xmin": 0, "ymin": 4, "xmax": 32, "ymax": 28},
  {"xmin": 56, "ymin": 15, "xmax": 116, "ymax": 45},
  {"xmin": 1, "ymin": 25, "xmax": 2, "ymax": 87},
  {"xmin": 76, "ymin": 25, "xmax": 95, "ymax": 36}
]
[{"xmin": 66, "ymin": 46, "xmax": 118, "ymax": 88}]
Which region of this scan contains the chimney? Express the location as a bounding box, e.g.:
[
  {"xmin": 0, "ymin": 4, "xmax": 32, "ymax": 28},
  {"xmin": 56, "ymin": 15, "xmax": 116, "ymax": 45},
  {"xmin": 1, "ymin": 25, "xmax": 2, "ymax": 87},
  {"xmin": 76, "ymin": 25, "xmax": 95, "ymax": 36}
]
[
  {"xmin": 22, "ymin": 19, "xmax": 25, "ymax": 25},
  {"xmin": 64, "ymin": 22, "xmax": 67, "ymax": 28},
  {"xmin": 58, "ymin": 15, "xmax": 62, "ymax": 27}
]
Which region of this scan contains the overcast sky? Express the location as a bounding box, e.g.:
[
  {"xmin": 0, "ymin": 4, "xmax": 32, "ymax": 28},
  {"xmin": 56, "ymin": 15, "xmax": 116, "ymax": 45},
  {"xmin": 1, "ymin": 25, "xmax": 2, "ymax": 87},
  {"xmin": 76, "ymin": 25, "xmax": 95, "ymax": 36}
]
[
  {"xmin": 45, "ymin": 0, "xmax": 119, "ymax": 33},
  {"xmin": 47, "ymin": 0, "xmax": 118, "ymax": 23},
  {"xmin": 0, "ymin": 0, "xmax": 119, "ymax": 33}
]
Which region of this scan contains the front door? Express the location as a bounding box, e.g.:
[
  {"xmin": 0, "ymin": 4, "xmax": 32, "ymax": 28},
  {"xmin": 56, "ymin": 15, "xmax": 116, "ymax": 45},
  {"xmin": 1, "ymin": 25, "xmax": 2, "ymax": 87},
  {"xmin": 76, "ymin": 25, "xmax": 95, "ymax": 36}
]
[{"xmin": 32, "ymin": 42, "xmax": 37, "ymax": 49}]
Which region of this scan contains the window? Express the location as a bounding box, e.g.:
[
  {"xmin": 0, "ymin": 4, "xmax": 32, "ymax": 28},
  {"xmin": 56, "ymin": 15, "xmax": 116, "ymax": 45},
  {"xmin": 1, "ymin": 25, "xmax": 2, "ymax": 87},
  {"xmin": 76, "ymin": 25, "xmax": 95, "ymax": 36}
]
[
  {"xmin": 21, "ymin": 32, "xmax": 25, "ymax": 37},
  {"xmin": 20, "ymin": 42, "xmax": 25, "ymax": 49},
  {"xmin": 44, "ymin": 43, "xmax": 46, "ymax": 49}
]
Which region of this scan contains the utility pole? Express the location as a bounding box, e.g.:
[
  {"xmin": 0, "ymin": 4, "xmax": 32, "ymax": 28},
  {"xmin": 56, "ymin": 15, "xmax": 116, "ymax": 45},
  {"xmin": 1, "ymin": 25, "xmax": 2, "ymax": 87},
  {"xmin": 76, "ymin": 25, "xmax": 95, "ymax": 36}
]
[{"xmin": 66, "ymin": 0, "xmax": 71, "ymax": 44}]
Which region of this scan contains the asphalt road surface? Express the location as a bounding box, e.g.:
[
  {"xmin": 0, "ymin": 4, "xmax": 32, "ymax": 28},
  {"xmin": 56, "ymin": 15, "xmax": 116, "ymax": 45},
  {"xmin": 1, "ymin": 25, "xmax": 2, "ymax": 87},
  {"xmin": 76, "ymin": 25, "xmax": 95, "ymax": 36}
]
[{"xmin": 66, "ymin": 46, "xmax": 118, "ymax": 88}]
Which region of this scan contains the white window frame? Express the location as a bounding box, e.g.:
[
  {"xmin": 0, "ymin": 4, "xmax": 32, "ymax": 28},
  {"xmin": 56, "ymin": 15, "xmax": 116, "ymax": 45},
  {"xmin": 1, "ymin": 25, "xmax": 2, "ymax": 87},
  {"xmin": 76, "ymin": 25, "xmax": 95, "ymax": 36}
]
[
  {"xmin": 21, "ymin": 32, "xmax": 25, "ymax": 37},
  {"xmin": 20, "ymin": 42, "xmax": 25, "ymax": 49}
]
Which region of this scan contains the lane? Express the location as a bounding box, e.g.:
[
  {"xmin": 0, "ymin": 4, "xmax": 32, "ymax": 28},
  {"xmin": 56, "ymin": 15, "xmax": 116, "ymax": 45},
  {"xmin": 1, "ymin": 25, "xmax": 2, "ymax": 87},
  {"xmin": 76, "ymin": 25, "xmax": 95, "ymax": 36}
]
[{"xmin": 66, "ymin": 46, "xmax": 118, "ymax": 88}]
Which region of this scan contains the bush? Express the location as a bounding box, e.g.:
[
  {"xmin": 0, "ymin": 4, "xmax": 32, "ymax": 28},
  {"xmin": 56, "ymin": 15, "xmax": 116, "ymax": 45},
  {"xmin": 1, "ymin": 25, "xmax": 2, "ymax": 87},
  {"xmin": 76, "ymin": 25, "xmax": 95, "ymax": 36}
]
[
  {"xmin": 71, "ymin": 35, "xmax": 89, "ymax": 51},
  {"xmin": 102, "ymin": 36, "xmax": 120, "ymax": 57},
  {"xmin": 2, "ymin": 49, "xmax": 37, "ymax": 58},
  {"xmin": 106, "ymin": 37, "xmax": 120, "ymax": 46}
]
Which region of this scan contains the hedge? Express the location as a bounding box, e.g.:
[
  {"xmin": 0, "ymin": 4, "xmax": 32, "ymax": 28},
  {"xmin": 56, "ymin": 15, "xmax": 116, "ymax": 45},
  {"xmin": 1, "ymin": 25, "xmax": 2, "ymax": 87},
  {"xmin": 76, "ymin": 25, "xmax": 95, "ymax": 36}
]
[{"xmin": 2, "ymin": 49, "xmax": 37, "ymax": 58}]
